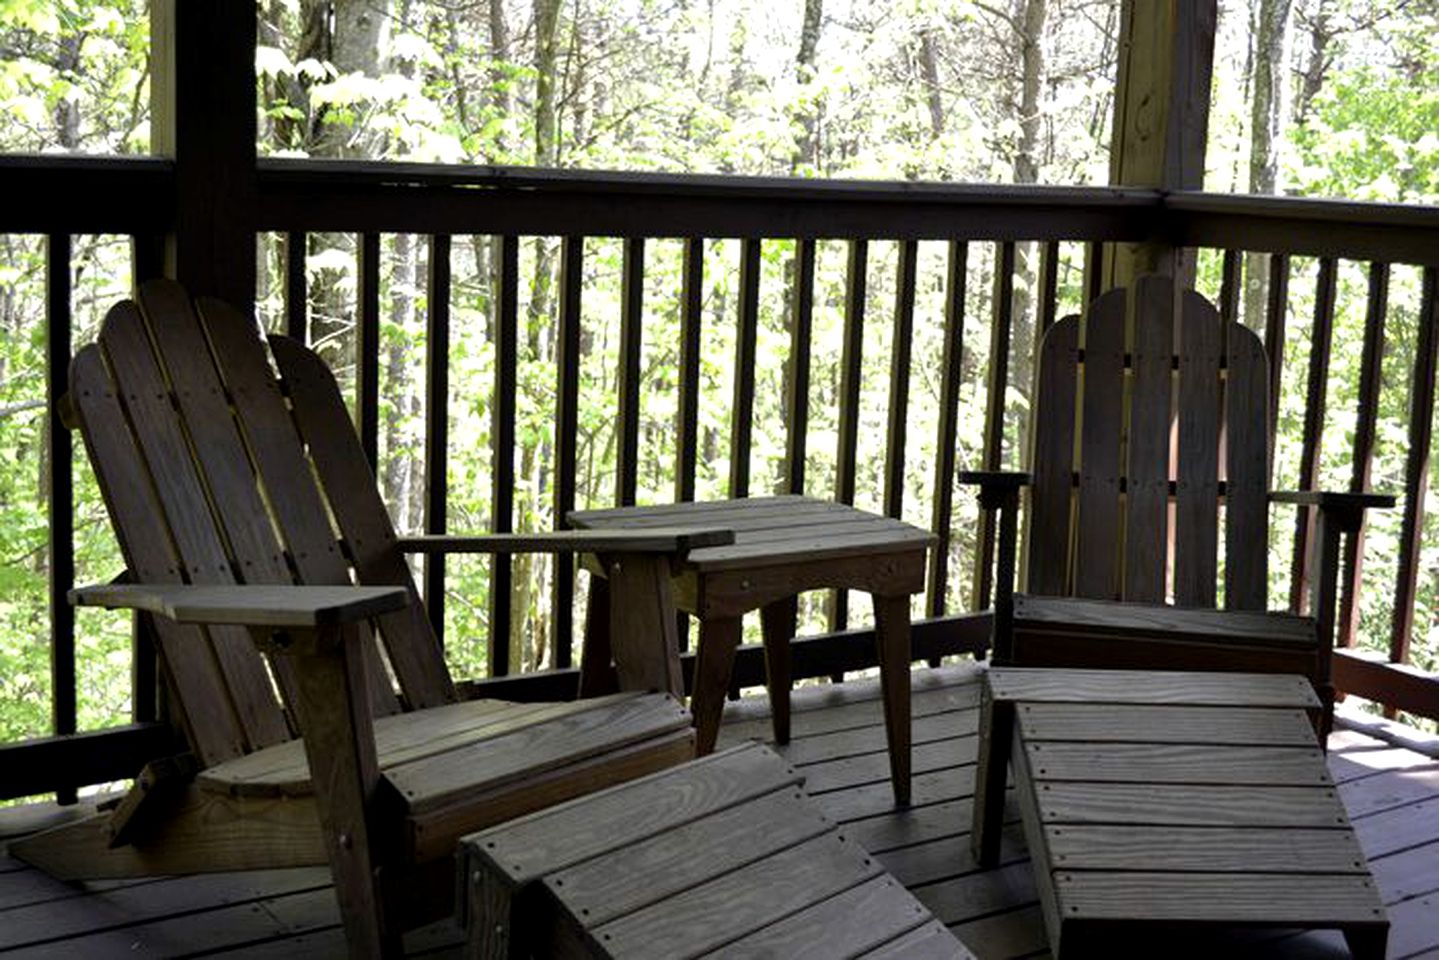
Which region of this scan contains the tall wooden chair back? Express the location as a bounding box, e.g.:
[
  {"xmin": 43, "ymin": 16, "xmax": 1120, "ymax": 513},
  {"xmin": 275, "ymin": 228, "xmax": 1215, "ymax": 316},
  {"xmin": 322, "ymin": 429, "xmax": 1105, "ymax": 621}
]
[
  {"xmin": 70, "ymin": 279, "xmax": 453, "ymax": 767},
  {"xmin": 1026, "ymin": 273, "xmax": 1270, "ymax": 610}
]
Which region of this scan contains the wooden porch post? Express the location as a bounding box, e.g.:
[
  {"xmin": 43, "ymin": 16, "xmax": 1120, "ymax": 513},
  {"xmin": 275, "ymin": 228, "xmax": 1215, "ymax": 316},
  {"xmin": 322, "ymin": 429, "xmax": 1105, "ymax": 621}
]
[
  {"xmin": 1093, "ymin": 0, "xmax": 1217, "ymax": 292},
  {"xmin": 150, "ymin": 1, "xmax": 258, "ymax": 310}
]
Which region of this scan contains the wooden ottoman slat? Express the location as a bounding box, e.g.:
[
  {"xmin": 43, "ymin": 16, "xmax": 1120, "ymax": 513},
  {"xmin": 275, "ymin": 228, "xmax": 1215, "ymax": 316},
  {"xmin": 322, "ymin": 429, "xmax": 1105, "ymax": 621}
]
[
  {"xmin": 1015, "ymin": 702, "xmax": 1316, "ymax": 744},
  {"xmin": 859, "ymin": 919, "xmax": 978, "ymax": 959},
  {"xmin": 1022, "ymin": 741, "xmax": 1330, "ymax": 784},
  {"xmin": 580, "ymin": 832, "xmax": 882, "ymax": 959},
  {"xmin": 1037, "ymin": 781, "xmax": 1350, "ymax": 827},
  {"xmin": 988, "ymin": 667, "xmax": 1319, "ymax": 707},
  {"xmin": 1044, "ymin": 824, "xmax": 1368, "ymax": 873},
  {"xmin": 1055, "ymin": 871, "xmax": 1386, "ymax": 925},
  {"xmin": 693, "ymin": 875, "xmax": 930, "ymax": 959},
  {"xmin": 546, "ymin": 787, "xmax": 828, "ymax": 926}
]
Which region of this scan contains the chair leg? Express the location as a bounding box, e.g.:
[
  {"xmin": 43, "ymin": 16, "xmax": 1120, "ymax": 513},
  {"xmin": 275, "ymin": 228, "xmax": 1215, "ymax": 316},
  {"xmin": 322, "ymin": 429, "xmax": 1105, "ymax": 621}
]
[
  {"xmin": 692, "ymin": 616, "xmax": 742, "ymax": 755},
  {"xmin": 1342, "ymin": 925, "xmax": 1388, "ymax": 960},
  {"xmin": 579, "ymin": 575, "xmax": 616, "ymax": 697},
  {"xmin": 971, "ymin": 684, "xmax": 1013, "ymax": 869},
  {"xmin": 760, "ymin": 597, "xmax": 797, "ymax": 744},
  {"xmin": 872, "ymin": 593, "xmax": 913, "ymax": 807},
  {"xmin": 282, "ymin": 624, "xmax": 400, "ymax": 959},
  {"xmin": 606, "ymin": 553, "xmax": 684, "ymax": 697}
]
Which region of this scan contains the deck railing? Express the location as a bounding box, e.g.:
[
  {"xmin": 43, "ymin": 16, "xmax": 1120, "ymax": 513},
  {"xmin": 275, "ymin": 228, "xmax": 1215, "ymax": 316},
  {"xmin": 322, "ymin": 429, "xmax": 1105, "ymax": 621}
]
[{"xmin": 3, "ymin": 153, "xmax": 1439, "ymax": 801}]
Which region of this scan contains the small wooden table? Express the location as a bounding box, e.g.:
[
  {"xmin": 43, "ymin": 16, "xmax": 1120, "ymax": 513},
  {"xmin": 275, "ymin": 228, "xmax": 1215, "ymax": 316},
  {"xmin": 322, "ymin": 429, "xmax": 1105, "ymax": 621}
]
[
  {"xmin": 571, "ymin": 495, "xmax": 936, "ymax": 805},
  {"xmin": 972, "ymin": 667, "xmax": 1388, "ymax": 959}
]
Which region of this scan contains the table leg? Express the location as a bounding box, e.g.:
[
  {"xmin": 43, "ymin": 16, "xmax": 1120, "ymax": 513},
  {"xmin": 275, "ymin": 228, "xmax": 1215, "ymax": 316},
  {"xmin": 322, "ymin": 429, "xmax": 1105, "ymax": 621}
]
[
  {"xmin": 578, "ymin": 574, "xmax": 615, "ymax": 697},
  {"xmin": 692, "ymin": 616, "xmax": 742, "ymax": 755},
  {"xmin": 760, "ymin": 597, "xmax": 798, "ymax": 744},
  {"xmin": 872, "ymin": 593, "xmax": 912, "ymax": 806},
  {"xmin": 970, "ymin": 682, "xmax": 1013, "ymax": 868}
]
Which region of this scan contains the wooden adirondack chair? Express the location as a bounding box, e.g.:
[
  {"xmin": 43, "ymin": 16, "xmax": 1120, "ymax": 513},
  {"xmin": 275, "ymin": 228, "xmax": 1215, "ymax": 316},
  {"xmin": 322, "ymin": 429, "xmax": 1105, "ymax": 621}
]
[
  {"xmin": 11, "ymin": 280, "xmax": 734, "ymax": 957},
  {"xmin": 960, "ymin": 274, "xmax": 1392, "ymax": 731}
]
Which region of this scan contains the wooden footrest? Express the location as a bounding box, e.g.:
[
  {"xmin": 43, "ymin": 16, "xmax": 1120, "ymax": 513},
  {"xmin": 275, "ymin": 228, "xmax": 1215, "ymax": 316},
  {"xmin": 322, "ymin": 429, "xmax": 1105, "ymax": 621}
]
[
  {"xmin": 984, "ymin": 668, "xmax": 1388, "ymax": 959},
  {"xmin": 461, "ymin": 741, "xmax": 974, "ymax": 959}
]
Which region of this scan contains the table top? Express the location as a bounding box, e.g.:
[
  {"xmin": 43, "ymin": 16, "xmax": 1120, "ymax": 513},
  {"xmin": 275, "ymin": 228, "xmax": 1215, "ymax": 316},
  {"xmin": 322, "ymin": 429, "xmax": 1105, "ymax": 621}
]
[{"xmin": 569, "ymin": 495, "xmax": 936, "ymax": 573}]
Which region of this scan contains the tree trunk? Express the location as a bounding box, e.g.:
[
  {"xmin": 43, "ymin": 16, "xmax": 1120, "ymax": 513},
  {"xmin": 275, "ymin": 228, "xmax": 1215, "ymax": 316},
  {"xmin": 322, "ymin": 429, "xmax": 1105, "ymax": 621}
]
[
  {"xmin": 1011, "ymin": 0, "xmax": 1046, "ymax": 462},
  {"xmin": 1295, "ymin": 0, "xmax": 1332, "ymax": 125},
  {"xmin": 792, "ymin": 0, "xmax": 824, "ymax": 171},
  {"xmin": 1243, "ymin": 0, "xmax": 1293, "ymax": 330},
  {"xmin": 918, "ymin": 28, "xmax": 945, "ymax": 140}
]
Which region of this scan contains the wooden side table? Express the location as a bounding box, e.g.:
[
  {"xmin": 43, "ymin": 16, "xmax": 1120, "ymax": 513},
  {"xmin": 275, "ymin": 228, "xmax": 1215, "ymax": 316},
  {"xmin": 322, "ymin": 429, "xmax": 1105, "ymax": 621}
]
[{"xmin": 571, "ymin": 496, "xmax": 936, "ymax": 805}]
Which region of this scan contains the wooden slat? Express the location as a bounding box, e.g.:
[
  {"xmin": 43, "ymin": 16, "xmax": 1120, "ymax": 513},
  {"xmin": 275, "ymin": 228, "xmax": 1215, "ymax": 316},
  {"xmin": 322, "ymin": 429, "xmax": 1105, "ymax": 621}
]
[
  {"xmin": 195, "ymin": 295, "xmax": 396, "ymax": 715},
  {"xmin": 587, "ymin": 832, "xmax": 882, "ymax": 960},
  {"xmin": 1340, "ymin": 262, "xmax": 1389, "ymax": 645},
  {"xmin": 785, "ymin": 237, "xmax": 815, "ymax": 495},
  {"xmin": 617, "ymin": 237, "xmax": 644, "ymax": 507},
  {"xmin": 676, "ymin": 237, "xmax": 704, "ymax": 503},
  {"xmin": 1044, "ymin": 824, "xmax": 1364, "ymax": 873},
  {"xmin": 1014, "ymin": 593, "xmax": 1314, "ymax": 645},
  {"xmin": 862, "ymin": 919, "xmax": 975, "ymax": 959},
  {"xmin": 271, "ymin": 336, "xmax": 454, "ymax": 707},
  {"xmin": 1016, "ymin": 702, "xmax": 1315, "ymax": 744},
  {"xmin": 1026, "ymin": 316, "xmax": 1078, "ymax": 596},
  {"xmin": 1263, "ymin": 252, "xmax": 1290, "ymax": 483},
  {"xmin": 974, "ymin": 242, "xmax": 1016, "ymax": 608},
  {"xmin": 69, "ymin": 345, "xmax": 246, "ymax": 763},
  {"xmin": 832, "ymin": 239, "xmax": 867, "ymax": 631},
  {"xmin": 1022, "ymin": 741, "xmax": 1328, "ymax": 784},
  {"xmin": 1037, "ymin": 782, "xmax": 1348, "ymax": 827},
  {"xmin": 1054, "ymin": 871, "xmax": 1384, "ymax": 924},
  {"xmin": 1225, "ymin": 320, "xmax": 1270, "ymax": 610},
  {"xmin": 988, "ymin": 666, "xmax": 1319, "ymax": 707},
  {"xmin": 1290, "ymin": 256, "xmax": 1338, "ymax": 613},
  {"xmin": 730, "ymin": 238, "xmax": 761, "ymax": 498},
  {"xmin": 491, "ymin": 234, "xmax": 519, "ymax": 675},
  {"xmin": 1218, "ymin": 247, "xmax": 1241, "ymax": 324},
  {"xmin": 357, "ymin": 231, "xmax": 381, "ymax": 468},
  {"xmin": 884, "ymin": 239, "xmax": 917, "ymax": 519},
  {"xmin": 99, "ymin": 303, "xmax": 292, "ymax": 749},
  {"xmin": 1390, "ymin": 268, "xmax": 1438, "ymax": 668},
  {"xmin": 46, "ymin": 233, "xmax": 76, "ymax": 805},
  {"xmin": 423, "ymin": 234, "xmax": 451, "ymax": 643},
  {"xmin": 1174, "ymin": 289, "xmax": 1221, "ymax": 606},
  {"xmin": 283, "ymin": 230, "xmax": 306, "ymax": 340},
  {"xmin": 1073, "ymin": 288, "xmax": 1125, "ymax": 599},
  {"xmin": 928, "ymin": 242, "xmax": 967, "ymax": 616},
  {"xmin": 1038, "ymin": 240, "xmax": 1060, "ymax": 334},
  {"xmin": 1122, "ymin": 275, "xmax": 1172, "ymax": 603},
  {"xmin": 553, "ymin": 235, "xmax": 583, "ymax": 667}
]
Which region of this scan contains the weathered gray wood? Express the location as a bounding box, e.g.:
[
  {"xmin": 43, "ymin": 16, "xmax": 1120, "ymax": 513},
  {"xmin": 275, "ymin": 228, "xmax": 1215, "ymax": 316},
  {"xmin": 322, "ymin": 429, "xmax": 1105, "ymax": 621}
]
[
  {"xmin": 1226, "ymin": 318, "xmax": 1271, "ymax": 610},
  {"xmin": 861, "ymin": 918, "xmax": 976, "ymax": 959},
  {"xmin": 1016, "ymin": 702, "xmax": 1315, "ymax": 744},
  {"xmin": 1122, "ymin": 275, "xmax": 1172, "ymax": 603},
  {"xmin": 1174, "ymin": 289, "xmax": 1222, "ymax": 606},
  {"xmin": 1073, "ymin": 289, "xmax": 1126, "ymax": 599},
  {"xmin": 1022, "ymin": 741, "xmax": 1329, "ymax": 784},
  {"xmin": 1037, "ymin": 782, "xmax": 1347, "ymax": 827},
  {"xmin": 1013, "ymin": 593, "xmax": 1314, "ymax": 645},
  {"xmin": 1054, "ymin": 871, "xmax": 1385, "ymax": 924},
  {"xmin": 1044, "ymin": 824, "xmax": 1366, "ymax": 873},
  {"xmin": 988, "ymin": 666, "xmax": 1319, "ymax": 707},
  {"xmin": 398, "ymin": 528, "xmax": 733, "ymax": 554},
  {"xmin": 1025, "ymin": 317, "xmax": 1078, "ymax": 596},
  {"xmin": 71, "ymin": 584, "xmax": 409, "ymax": 629}
]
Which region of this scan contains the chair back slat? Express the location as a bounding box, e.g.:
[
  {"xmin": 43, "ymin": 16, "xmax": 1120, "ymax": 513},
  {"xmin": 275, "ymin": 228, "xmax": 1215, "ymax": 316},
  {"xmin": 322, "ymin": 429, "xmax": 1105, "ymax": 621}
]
[
  {"xmin": 1073, "ymin": 288, "xmax": 1126, "ymax": 599},
  {"xmin": 70, "ymin": 343, "xmax": 251, "ymax": 763},
  {"xmin": 1224, "ymin": 318, "xmax": 1271, "ymax": 610},
  {"xmin": 95, "ymin": 301, "xmax": 293, "ymax": 751},
  {"xmin": 271, "ymin": 335, "xmax": 456, "ymax": 709},
  {"xmin": 1028, "ymin": 276, "xmax": 1272, "ymax": 611},
  {"xmin": 194, "ymin": 295, "xmax": 401, "ymax": 715},
  {"xmin": 1174, "ymin": 290, "xmax": 1223, "ymax": 607},
  {"xmin": 1122, "ymin": 276, "xmax": 1174, "ymax": 603},
  {"xmin": 1025, "ymin": 317, "xmax": 1078, "ymax": 596}
]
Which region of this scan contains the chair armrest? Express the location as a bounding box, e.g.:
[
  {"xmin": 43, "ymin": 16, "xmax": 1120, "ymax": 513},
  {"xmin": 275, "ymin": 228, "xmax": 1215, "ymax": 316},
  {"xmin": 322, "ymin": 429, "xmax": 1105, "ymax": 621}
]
[
  {"xmin": 69, "ymin": 583, "xmax": 409, "ymax": 629},
  {"xmin": 956, "ymin": 470, "xmax": 1031, "ymax": 489},
  {"xmin": 1269, "ymin": 490, "xmax": 1396, "ymax": 511},
  {"xmin": 396, "ymin": 527, "xmax": 735, "ymax": 555}
]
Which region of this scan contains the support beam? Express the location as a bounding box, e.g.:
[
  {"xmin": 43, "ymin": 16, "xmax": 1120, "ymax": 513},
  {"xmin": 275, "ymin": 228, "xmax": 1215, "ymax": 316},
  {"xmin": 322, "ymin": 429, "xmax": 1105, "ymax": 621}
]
[
  {"xmin": 1094, "ymin": 0, "xmax": 1217, "ymax": 291},
  {"xmin": 150, "ymin": 1, "xmax": 257, "ymax": 309}
]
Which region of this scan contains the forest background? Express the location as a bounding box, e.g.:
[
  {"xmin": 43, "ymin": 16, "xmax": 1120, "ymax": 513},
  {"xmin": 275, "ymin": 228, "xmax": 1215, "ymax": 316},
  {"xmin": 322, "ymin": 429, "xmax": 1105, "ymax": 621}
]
[{"xmin": 2, "ymin": 0, "xmax": 1438, "ymax": 746}]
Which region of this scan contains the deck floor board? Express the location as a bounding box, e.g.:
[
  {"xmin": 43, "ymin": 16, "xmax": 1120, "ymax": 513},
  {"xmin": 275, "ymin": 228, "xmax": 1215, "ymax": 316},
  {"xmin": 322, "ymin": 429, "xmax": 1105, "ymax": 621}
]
[{"xmin": 0, "ymin": 664, "xmax": 1435, "ymax": 958}]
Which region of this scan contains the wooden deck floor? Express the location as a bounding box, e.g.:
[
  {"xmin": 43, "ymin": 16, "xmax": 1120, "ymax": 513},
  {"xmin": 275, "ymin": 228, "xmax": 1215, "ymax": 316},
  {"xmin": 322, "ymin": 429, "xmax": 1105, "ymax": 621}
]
[{"xmin": 2, "ymin": 663, "xmax": 1438, "ymax": 958}]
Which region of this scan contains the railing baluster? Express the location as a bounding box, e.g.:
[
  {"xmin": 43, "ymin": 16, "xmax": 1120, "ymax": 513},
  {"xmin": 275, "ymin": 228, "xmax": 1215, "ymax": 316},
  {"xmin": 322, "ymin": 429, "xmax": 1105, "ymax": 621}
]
[
  {"xmin": 785, "ymin": 238, "xmax": 815, "ymax": 495},
  {"xmin": 974, "ymin": 242, "xmax": 1016, "ymax": 612},
  {"xmin": 1337, "ymin": 263, "xmax": 1389, "ymax": 649},
  {"xmin": 553, "ymin": 236, "xmax": 583, "ymax": 669},
  {"xmin": 491, "ymin": 234, "xmax": 519, "ymax": 676},
  {"xmin": 48, "ymin": 233, "xmax": 76, "ymax": 805},
  {"xmin": 423, "ymin": 234, "xmax": 451, "ymax": 644},
  {"xmin": 617, "ymin": 238, "xmax": 644, "ymax": 507},
  {"xmin": 357, "ymin": 232, "xmax": 381, "ymax": 467},
  {"xmin": 884, "ymin": 240, "xmax": 917, "ymax": 520},
  {"xmin": 1218, "ymin": 248, "xmax": 1241, "ymax": 325},
  {"xmin": 1390, "ymin": 268, "xmax": 1439, "ymax": 678},
  {"xmin": 676, "ymin": 239, "xmax": 704, "ymax": 504},
  {"xmin": 1263, "ymin": 253, "xmax": 1290, "ymax": 485},
  {"xmin": 928, "ymin": 241, "xmax": 969, "ymax": 618},
  {"xmin": 1289, "ymin": 257, "xmax": 1338, "ymax": 614},
  {"xmin": 285, "ymin": 230, "xmax": 307, "ymax": 341},
  {"xmin": 1038, "ymin": 240, "xmax": 1060, "ymax": 335},
  {"xmin": 830, "ymin": 239, "xmax": 868, "ymax": 632},
  {"xmin": 730, "ymin": 239, "xmax": 761, "ymax": 499}
]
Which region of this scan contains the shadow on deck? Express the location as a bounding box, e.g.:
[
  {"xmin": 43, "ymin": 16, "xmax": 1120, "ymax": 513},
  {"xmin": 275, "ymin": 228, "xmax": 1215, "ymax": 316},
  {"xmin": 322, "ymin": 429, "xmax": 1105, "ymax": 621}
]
[{"xmin": 2, "ymin": 663, "xmax": 1437, "ymax": 958}]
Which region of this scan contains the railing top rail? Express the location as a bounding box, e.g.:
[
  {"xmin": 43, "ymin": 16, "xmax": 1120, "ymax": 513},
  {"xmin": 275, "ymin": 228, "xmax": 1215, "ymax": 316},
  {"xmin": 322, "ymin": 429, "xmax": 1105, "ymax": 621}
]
[{"xmin": 2, "ymin": 154, "xmax": 174, "ymax": 235}]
